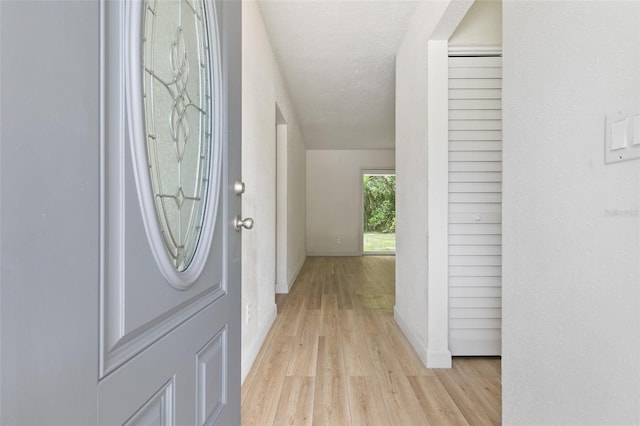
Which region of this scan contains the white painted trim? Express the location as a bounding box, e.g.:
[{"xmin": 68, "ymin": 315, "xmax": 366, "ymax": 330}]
[
  {"xmin": 306, "ymin": 252, "xmax": 361, "ymax": 257},
  {"xmin": 241, "ymin": 305, "xmax": 277, "ymax": 384},
  {"xmin": 426, "ymin": 39, "xmax": 452, "ymax": 369},
  {"xmin": 275, "ymin": 106, "xmax": 288, "ymax": 294},
  {"xmin": 276, "ymin": 255, "xmax": 306, "ymax": 294},
  {"xmin": 426, "ymin": 348, "xmax": 452, "ymax": 368},
  {"xmin": 288, "ymin": 256, "xmax": 306, "ymax": 290},
  {"xmin": 430, "ymin": 0, "xmax": 474, "ymax": 40},
  {"xmin": 448, "ymin": 44, "xmax": 502, "ymax": 56},
  {"xmin": 394, "ymin": 307, "xmax": 428, "ymax": 366}
]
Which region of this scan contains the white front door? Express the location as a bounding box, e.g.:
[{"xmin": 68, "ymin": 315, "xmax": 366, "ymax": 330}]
[{"xmin": 98, "ymin": 0, "xmax": 242, "ymax": 424}]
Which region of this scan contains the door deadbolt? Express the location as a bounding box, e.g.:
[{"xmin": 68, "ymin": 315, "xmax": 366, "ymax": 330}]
[{"xmin": 234, "ymin": 181, "xmax": 245, "ymax": 196}]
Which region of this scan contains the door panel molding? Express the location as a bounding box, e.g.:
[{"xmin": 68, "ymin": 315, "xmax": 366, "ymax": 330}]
[
  {"xmin": 99, "ymin": 0, "xmax": 226, "ymax": 378},
  {"xmin": 196, "ymin": 327, "xmax": 227, "ymax": 425},
  {"xmin": 98, "ymin": 301, "xmax": 226, "ymax": 425},
  {"xmin": 99, "ymin": 0, "xmax": 240, "ymax": 423},
  {"xmin": 124, "ymin": 378, "xmax": 175, "ymax": 426},
  {"xmin": 102, "ymin": 285, "xmax": 224, "ymax": 377}
]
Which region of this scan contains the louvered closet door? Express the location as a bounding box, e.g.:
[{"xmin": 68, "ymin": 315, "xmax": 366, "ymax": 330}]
[{"xmin": 448, "ymin": 55, "xmax": 502, "ymax": 356}]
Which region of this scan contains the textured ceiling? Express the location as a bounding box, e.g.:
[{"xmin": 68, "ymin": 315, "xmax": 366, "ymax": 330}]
[{"xmin": 257, "ymin": 1, "xmax": 419, "ymax": 150}]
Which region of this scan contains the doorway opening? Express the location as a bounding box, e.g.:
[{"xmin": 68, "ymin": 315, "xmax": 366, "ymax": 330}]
[{"xmin": 362, "ymin": 170, "xmax": 396, "ymax": 255}]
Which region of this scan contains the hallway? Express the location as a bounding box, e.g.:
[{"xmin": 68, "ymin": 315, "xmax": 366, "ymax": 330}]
[{"xmin": 241, "ymin": 257, "xmax": 501, "ymax": 425}]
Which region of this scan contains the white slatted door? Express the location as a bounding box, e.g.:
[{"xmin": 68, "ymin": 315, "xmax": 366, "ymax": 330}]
[{"xmin": 448, "ymin": 56, "xmax": 502, "ymax": 356}]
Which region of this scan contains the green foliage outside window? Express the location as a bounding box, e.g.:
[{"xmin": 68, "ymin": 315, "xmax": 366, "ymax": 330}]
[{"xmin": 363, "ymin": 175, "xmax": 396, "ymax": 233}]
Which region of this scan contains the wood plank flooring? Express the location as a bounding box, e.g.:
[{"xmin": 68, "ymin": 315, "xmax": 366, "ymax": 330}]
[{"xmin": 241, "ymin": 256, "xmax": 501, "ymax": 425}]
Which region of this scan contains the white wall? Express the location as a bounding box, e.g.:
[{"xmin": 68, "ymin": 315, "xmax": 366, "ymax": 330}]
[
  {"xmin": 306, "ymin": 149, "xmax": 394, "ymax": 256},
  {"xmin": 449, "ymin": 0, "xmax": 502, "ymax": 48},
  {"xmin": 286, "ymin": 121, "xmax": 307, "ymax": 283},
  {"xmin": 503, "ymin": 1, "xmax": 640, "ymax": 424},
  {"xmin": 427, "ymin": 0, "xmax": 501, "ymax": 367},
  {"xmin": 277, "ymin": 104, "xmax": 307, "ymax": 291},
  {"xmin": 395, "ymin": 1, "xmax": 440, "ymax": 367},
  {"xmin": 394, "ymin": 0, "xmax": 471, "ymax": 367},
  {"xmin": 242, "ymin": 0, "xmax": 307, "ymax": 382}
]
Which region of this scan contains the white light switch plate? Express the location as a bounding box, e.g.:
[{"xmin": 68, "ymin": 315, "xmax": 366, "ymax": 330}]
[
  {"xmin": 632, "ymin": 116, "xmax": 640, "ymax": 146},
  {"xmin": 605, "ymin": 104, "xmax": 640, "ymax": 164}
]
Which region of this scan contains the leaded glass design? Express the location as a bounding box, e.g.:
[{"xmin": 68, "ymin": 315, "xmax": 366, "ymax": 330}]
[{"xmin": 142, "ymin": 0, "xmax": 212, "ymax": 272}]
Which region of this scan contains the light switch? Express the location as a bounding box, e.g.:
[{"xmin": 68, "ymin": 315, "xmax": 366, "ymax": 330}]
[
  {"xmin": 605, "ymin": 104, "xmax": 640, "ymax": 164},
  {"xmin": 632, "ymin": 115, "xmax": 640, "ymax": 146},
  {"xmin": 611, "ymin": 118, "xmax": 628, "ymax": 150}
]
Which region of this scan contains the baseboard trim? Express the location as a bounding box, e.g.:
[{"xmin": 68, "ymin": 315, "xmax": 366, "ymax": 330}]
[
  {"xmin": 276, "ymin": 256, "xmax": 307, "ymax": 294},
  {"xmin": 394, "ymin": 307, "xmax": 429, "ymax": 367},
  {"xmin": 306, "ymin": 251, "xmax": 360, "ymax": 257},
  {"xmin": 241, "ymin": 305, "xmax": 277, "ymax": 384},
  {"xmin": 426, "ymin": 348, "xmax": 452, "ymax": 368},
  {"xmin": 287, "ymin": 256, "xmax": 306, "ymax": 290},
  {"xmin": 394, "ymin": 307, "xmax": 452, "ymax": 368}
]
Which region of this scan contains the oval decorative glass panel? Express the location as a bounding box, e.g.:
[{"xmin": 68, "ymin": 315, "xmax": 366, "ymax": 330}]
[{"xmin": 126, "ymin": 0, "xmax": 222, "ymax": 289}]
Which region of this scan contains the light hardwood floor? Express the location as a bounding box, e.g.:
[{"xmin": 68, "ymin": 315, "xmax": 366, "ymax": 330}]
[{"xmin": 241, "ymin": 256, "xmax": 501, "ymax": 425}]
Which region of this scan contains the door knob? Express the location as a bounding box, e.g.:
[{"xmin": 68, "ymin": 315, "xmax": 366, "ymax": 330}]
[{"xmin": 234, "ymin": 216, "xmax": 254, "ymax": 232}]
